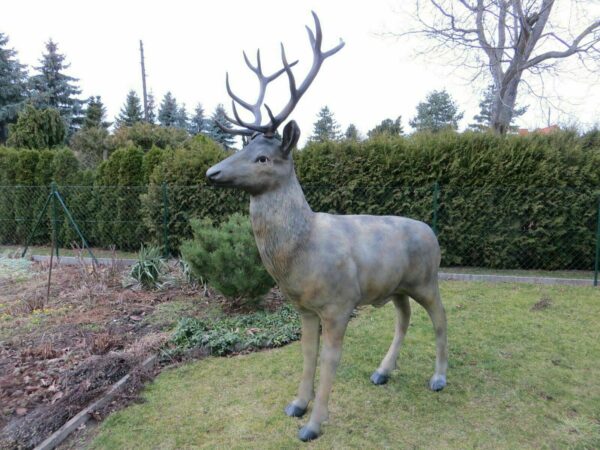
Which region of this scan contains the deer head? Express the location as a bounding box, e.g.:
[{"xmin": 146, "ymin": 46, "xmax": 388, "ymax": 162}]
[{"xmin": 206, "ymin": 11, "xmax": 344, "ymax": 195}]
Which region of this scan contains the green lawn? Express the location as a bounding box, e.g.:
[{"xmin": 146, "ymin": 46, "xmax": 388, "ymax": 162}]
[{"xmin": 91, "ymin": 282, "xmax": 600, "ymax": 449}]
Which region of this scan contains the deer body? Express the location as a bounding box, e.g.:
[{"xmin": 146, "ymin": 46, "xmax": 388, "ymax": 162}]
[
  {"xmin": 206, "ymin": 12, "xmax": 448, "ymax": 441},
  {"xmin": 250, "ymin": 173, "xmax": 441, "ymax": 310}
]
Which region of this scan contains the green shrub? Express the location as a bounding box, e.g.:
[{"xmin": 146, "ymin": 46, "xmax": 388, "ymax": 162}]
[
  {"xmin": 95, "ymin": 146, "xmax": 146, "ymax": 249},
  {"xmin": 170, "ymin": 303, "xmax": 300, "ymax": 356},
  {"xmin": 109, "ymin": 122, "xmax": 188, "ymax": 151},
  {"xmin": 181, "ymin": 213, "xmax": 274, "ymax": 306},
  {"xmin": 70, "ymin": 126, "xmax": 110, "ymax": 168},
  {"xmin": 7, "ymin": 105, "xmax": 66, "ymax": 149}
]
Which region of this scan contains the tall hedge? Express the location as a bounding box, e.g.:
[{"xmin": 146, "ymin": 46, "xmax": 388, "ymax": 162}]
[
  {"xmin": 294, "ymin": 131, "xmax": 600, "ymax": 269},
  {"xmin": 94, "ymin": 146, "xmax": 146, "ymax": 250},
  {"xmin": 141, "ymin": 134, "xmax": 246, "ymax": 251},
  {"xmin": 1, "ymin": 130, "xmax": 599, "ymax": 270}
]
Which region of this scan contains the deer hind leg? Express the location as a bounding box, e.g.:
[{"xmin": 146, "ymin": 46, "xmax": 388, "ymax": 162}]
[
  {"xmin": 371, "ymin": 294, "xmax": 411, "ymax": 385},
  {"xmin": 285, "ymin": 311, "xmax": 320, "ymax": 418},
  {"xmin": 412, "ymin": 281, "xmax": 448, "ymax": 391}
]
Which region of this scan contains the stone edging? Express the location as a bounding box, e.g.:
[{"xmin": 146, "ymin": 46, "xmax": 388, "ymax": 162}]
[{"xmin": 33, "ymin": 355, "xmax": 157, "ymax": 450}]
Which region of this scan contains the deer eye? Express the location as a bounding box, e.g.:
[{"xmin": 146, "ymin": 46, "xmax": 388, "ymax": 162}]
[{"xmin": 255, "ymin": 156, "xmax": 269, "ymax": 164}]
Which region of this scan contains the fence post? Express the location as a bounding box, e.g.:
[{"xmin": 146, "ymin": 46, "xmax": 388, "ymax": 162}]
[
  {"xmin": 432, "ymin": 181, "xmax": 440, "ymax": 235},
  {"xmin": 162, "ymin": 182, "xmax": 169, "ymax": 258},
  {"xmin": 594, "ymin": 197, "xmax": 600, "ymax": 287},
  {"xmin": 50, "ymin": 182, "xmax": 59, "ymax": 259}
]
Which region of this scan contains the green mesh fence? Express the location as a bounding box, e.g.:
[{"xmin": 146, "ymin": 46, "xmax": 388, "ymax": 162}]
[{"xmin": 0, "ymin": 183, "xmax": 598, "ymax": 282}]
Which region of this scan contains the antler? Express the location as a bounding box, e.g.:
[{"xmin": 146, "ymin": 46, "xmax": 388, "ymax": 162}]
[
  {"xmin": 221, "ymin": 11, "xmax": 345, "ymax": 136},
  {"xmin": 221, "ymin": 50, "xmax": 298, "ymax": 136}
]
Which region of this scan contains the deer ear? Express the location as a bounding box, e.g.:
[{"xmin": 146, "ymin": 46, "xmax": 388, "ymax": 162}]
[{"xmin": 281, "ymin": 120, "xmax": 301, "ymax": 157}]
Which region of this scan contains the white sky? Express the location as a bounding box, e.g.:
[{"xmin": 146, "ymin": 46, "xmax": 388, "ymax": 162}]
[{"xmin": 3, "ymin": 0, "xmax": 600, "ymax": 145}]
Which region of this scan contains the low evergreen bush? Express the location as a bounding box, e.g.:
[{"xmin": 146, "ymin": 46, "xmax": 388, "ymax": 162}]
[
  {"xmin": 180, "ymin": 213, "xmax": 274, "ymax": 307},
  {"xmin": 170, "ymin": 303, "xmax": 300, "ymax": 356}
]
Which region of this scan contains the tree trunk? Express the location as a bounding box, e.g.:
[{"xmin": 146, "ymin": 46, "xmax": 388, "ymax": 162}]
[{"xmin": 491, "ymin": 75, "xmax": 521, "ymax": 134}]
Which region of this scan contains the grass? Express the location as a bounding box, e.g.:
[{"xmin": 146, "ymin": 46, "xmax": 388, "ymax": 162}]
[{"xmin": 90, "ymin": 282, "xmax": 600, "ymax": 448}]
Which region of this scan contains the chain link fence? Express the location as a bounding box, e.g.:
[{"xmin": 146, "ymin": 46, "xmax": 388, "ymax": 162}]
[{"xmin": 1, "ymin": 183, "xmax": 599, "ymax": 284}]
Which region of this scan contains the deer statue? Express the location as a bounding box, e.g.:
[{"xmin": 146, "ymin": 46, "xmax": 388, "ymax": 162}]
[{"xmin": 206, "ymin": 11, "xmax": 448, "ymax": 442}]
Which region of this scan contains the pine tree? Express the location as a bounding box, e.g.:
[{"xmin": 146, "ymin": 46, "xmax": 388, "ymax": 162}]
[
  {"xmin": 29, "ymin": 39, "xmax": 83, "ymax": 135},
  {"xmin": 344, "ymin": 124, "xmax": 360, "ymax": 141},
  {"xmin": 368, "ymin": 116, "xmax": 404, "ymax": 138},
  {"xmin": 145, "ymin": 91, "xmax": 156, "ymax": 124},
  {"xmin": 309, "ymin": 106, "xmax": 341, "ymax": 142},
  {"xmin": 190, "ymin": 103, "xmax": 206, "ymax": 135},
  {"xmin": 116, "ymin": 90, "xmax": 143, "ymax": 127},
  {"xmin": 0, "ymin": 33, "xmax": 28, "ymax": 143},
  {"xmin": 469, "ymin": 84, "xmax": 527, "ymax": 132},
  {"xmin": 409, "ymin": 90, "xmax": 464, "ymax": 132},
  {"xmin": 206, "ymin": 104, "xmax": 235, "ymax": 149},
  {"xmin": 83, "ymin": 96, "xmax": 111, "ymax": 130},
  {"xmin": 158, "ymin": 92, "xmax": 178, "ymax": 127},
  {"xmin": 176, "ymin": 103, "xmax": 189, "ymax": 131}
]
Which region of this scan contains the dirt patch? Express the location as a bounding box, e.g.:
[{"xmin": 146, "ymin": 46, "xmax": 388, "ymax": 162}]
[
  {"xmin": 0, "ymin": 257, "xmax": 289, "ymax": 449},
  {"xmin": 531, "ymin": 297, "xmax": 552, "ymax": 311},
  {"xmin": 0, "ymin": 259, "xmax": 202, "ymax": 449}
]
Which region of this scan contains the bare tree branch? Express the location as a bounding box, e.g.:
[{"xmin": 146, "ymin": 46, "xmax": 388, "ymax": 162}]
[{"xmin": 388, "ymin": 0, "xmax": 600, "ymax": 133}]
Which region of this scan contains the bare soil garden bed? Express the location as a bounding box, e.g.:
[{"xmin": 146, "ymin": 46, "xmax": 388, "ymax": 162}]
[{"xmin": 0, "ymin": 256, "xmax": 280, "ymax": 449}]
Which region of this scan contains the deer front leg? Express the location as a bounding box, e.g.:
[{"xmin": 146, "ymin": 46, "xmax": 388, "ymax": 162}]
[
  {"xmin": 285, "ymin": 311, "xmax": 320, "ymax": 418},
  {"xmin": 298, "ymin": 313, "xmax": 350, "ymax": 442}
]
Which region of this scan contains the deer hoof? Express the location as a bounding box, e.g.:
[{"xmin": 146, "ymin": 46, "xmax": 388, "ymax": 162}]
[
  {"xmin": 370, "ymin": 371, "xmax": 389, "ymax": 385},
  {"xmin": 285, "ymin": 403, "xmax": 307, "ymax": 418},
  {"xmin": 298, "ymin": 425, "xmax": 319, "ymax": 442},
  {"xmin": 429, "ymin": 375, "xmax": 446, "ymax": 391}
]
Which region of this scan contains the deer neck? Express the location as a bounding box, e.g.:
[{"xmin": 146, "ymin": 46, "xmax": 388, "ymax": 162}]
[{"xmin": 249, "ymin": 172, "xmax": 313, "ymax": 280}]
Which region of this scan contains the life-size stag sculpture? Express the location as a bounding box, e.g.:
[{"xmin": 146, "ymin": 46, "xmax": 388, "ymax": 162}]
[{"xmin": 206, "ymin": 11, "xmax": 448, "ymax": 442}]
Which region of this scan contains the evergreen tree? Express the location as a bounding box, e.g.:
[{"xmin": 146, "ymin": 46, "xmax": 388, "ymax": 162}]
[
  {"xmin": 409, "ymin": 90, "xmax": 464, "ymax": 132},
  {"xmin": 116, "ymin": 90, "xmax": 143, "ymax": 127},
  {"xmin": 469, "ymin": 84, "xmax": 527, "ymax": 132},
  {"xmin": 145, "ymin": 91, "xmax": 156, "ymax": 124},
  {"xmin": 0, "ymin": 33, "xmax": 28, "ymax": 143},
  {"xmin": 368, "ymin": 116, "xmax": 404, "ymax": 138},
  {"xmin": 73, "ymin": 96, "xmax": 111, "ymax": 166},
  {"xmin": 158, "ymin": 91, "xmax": 178, "ymax": 127},
  {"xmin": 190, "ymin": 102, "xmax": 206, "ymax": 135},
  {"xmin": 176, "ymin": 103, "xmax": 189, "ymax": 131},
  {"xmin": 29, "ymin": 39, "xmax": 83, "ymax": 134},
  {"xmin": 83, "ymin": 96, "xmax": 111, "ymax": 130},
  {"xmin": 206, "ymin": 104, "xmax": 235, "ymax": 149},
  {"xmin": 309, "ymin": 106, "xmax": 341, "ymax": 142},
  {"xmin": 7, "ymin": 104, "xmax": 65, "ymax": 149},
  {"xmin": 344, "ymin": 123, "xmax": 360, "ymax": 141}
]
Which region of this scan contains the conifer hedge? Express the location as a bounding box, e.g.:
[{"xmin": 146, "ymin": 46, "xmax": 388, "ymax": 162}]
[{"xmin": 1, "ymin": 129, "xmax": 599, "ymax": 269}]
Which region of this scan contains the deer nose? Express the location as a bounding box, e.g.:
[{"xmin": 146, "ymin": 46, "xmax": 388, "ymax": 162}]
[{"xmin": 206, "ymin": 168, "xmax": 221, "ymax": 182}]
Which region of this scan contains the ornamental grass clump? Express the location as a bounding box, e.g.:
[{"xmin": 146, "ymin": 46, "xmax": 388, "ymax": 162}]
[
  {"xmin": 127, "ymin": 244, "xmax": 166, "ymax": 290},
  {"xmin": 180, "ymin": 213, "xmax": 275, "ymax": 308}
]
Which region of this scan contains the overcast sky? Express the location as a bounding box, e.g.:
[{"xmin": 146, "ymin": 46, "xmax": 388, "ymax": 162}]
[{"xmin": 3, "ymin": 0, "xmax": 600, "ymax": 145}]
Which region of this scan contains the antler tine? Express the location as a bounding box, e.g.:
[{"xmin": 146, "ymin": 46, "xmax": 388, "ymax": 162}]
[
  {"xmin": 280, "ymin": 43, "xmax": 298, "ymax": 99},
  {"xmin": 226, "ymin": 72, "xmax": 253, "ymax": 112},
  {"xmin": 215, "ymin": 120, "xmax": 254, "ymax": 136},
  {"xmin": 264, "ymin": 103, "xmax": 277, "ymax": 124},
  {"xmin": 311, "ymin": 11, "xmax": 323, "ymax": 50}
]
